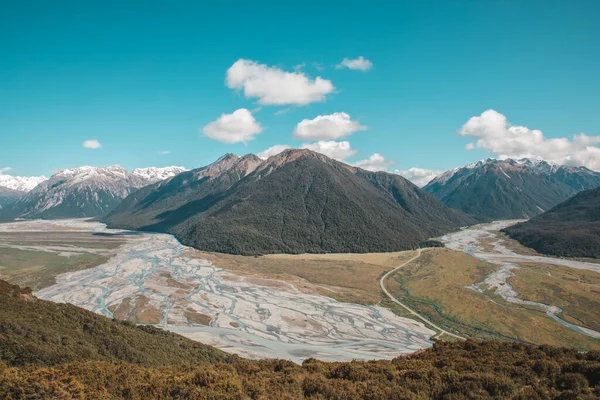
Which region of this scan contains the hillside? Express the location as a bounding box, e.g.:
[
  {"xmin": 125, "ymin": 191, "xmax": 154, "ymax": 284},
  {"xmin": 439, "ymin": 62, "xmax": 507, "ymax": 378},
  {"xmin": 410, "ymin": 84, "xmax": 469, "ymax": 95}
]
[
  {"xmin": 0, "ymin": 279, "xmax": 234, "ymax": 367},
  {"xmin": 503, "ymin": 187, "xmax": 600, "ymax": 258},
  {"xmin": 2, "ymin": 340, "xmax": 599, "ymax": 399},
  {"xmin": 106, "ymin": 150, "xmax": 476, "ymax": 255},
  {"xmin": 424, "ymin": 158, "xmax": 600, "ymax": 220},
  {"xmin": 0, "ymin": 187, "xmax": 23, "ymax": 210}
]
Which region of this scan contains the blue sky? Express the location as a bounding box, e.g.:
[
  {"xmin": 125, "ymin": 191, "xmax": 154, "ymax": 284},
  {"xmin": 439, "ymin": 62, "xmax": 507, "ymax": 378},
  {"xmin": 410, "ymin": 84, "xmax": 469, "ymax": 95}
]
[{"xmin": 1, "ymin": 0, "xmax": 599, "ymax": 182}]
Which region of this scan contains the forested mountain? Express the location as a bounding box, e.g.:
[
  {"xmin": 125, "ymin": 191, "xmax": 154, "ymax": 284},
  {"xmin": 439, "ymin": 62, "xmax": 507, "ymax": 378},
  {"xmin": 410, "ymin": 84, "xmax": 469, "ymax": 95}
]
[
  {"xmin": 503, "ymin": 187, "xmax": 600, "ymax": 258},
  {"xmin": 424, "ymin": 158, "xmax": 600, "ymax": 220},
  {"xmin": 106, "ymin": 149, "xmax": 476, "ymax": 255}
]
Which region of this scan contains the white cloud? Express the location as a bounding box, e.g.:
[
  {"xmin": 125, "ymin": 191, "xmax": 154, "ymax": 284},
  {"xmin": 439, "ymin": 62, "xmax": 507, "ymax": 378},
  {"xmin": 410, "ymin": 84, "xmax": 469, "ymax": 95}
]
[
  {"xmin": 299, "ymin": 140, "xmax": 357, "ymax": 161},
  {"xmin": 0, "ymin": 167, "xmax": 12, "ymax": 175},
  {"xmin": 293, "ymin": 112, "xmax": 367, "ymax": 140},
  {"xmin": 202, "ymin": 108, "xmax": 263, "ymax": 144},
  {"xmin": 460, "ymin": 109, "xmax": 600, "ymax": 170},
  {"xmin": 226, "ymin": 59, "xmax": 335, "ymax": 106},
  {"xmin": 157, "ymin": 150, "xmax": 171, "ymax": 155},
  {"xmin": 274, "ymin": 108, "xmax": 292, "ymax": 116},
  {"xmin": 257, "ymin": 144, "xmax": 291, "ymax": 159},
  {"xmin": 354, "ymin": 153, "xmax": 395, "ymax": 171},
  {"xmin": 82, "ymin": 139, "xmax": 102, "ymax": 149},
  {"xmin": 394, "ymin": 168, "xmax": 443, "ymax": 187},
  {"xmin": 336, "ymin": 56, "xmax": 373, "ymax": 71}
]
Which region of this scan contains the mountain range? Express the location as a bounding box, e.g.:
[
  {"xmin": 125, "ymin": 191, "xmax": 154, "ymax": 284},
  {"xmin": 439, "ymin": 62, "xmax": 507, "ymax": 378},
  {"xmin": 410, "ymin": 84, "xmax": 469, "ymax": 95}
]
[
  {"xmin": 503, "ymin": 186, "xmax": 600, "ymax": 258},
  {"xmin": 1, "ymin": 165, "xmax": 187, "ymax": 219},
  {"xmin": 106, "ymin": 149, "xmax": 476, "ymax": 255},
  {"xmin": 0, "ymin": 173, "xmax": 47, "ymax": 210},
  {"xmin": 424, "ymin": 158, "xmax": 600, "ymax": 220}
]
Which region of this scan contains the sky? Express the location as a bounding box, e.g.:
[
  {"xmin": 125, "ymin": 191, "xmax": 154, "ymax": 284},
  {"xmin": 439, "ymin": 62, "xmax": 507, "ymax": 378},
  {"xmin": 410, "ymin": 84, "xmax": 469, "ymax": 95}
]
[{"xmin": 1, "ymin": 0, "xmax": 599, "ymax": 185}]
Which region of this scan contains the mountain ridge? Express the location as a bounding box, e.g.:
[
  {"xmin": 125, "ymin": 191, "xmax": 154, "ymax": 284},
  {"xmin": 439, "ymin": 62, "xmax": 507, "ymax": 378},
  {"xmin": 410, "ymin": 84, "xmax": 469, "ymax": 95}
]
[
  {"xmin": 503, "ymin": 186, "xmax": 600, "ymax": 258},
  {"xmin": 424, "ymin": 158, "xmax": 600, "ymax": 220},
  {"xmin": 107, "ymin": 149, "xmax": 476, "ymax": 255},
  {"xmin": 1, "ymin": 165, "xmax": 187, "ymax": 219}
]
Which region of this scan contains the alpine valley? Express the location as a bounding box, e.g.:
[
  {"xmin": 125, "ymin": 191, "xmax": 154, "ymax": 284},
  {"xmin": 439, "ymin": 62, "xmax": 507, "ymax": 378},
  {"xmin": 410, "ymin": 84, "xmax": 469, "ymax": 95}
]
[{"xmin": 1, "ymin": 150, "xmax": 600, "ymax": 399}]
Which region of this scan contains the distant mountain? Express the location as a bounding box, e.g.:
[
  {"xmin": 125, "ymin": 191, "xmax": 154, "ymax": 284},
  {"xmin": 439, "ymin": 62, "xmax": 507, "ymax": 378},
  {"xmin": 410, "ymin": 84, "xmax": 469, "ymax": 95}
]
[
  {"xmin": 0, "ymin": 186, "xmax": 24, "ymax": 210},
  {"xmin": 131, "ymin": 166, "xmax": 188, "ymax": 182},
  {"xmin": 0, "ymin": 173, "xmax": 48, "ymax": 211},
  {"xmin": 423, "ymin": 158, "xmax": 600, "ymax": 220},
  {"xmin": 503, "ymin": 187, "xmax": 600, "ymax": 258},
  {"xmin": 107, "ymin": 149, "xmax": 476, "ymax": 255},
  {"xmin": 0, "ymin": 173, "xmax": 47, "ymax": 192},
  {"xmin": 5, "ymin": 165, "xmax": 187, "ymax": 219}
]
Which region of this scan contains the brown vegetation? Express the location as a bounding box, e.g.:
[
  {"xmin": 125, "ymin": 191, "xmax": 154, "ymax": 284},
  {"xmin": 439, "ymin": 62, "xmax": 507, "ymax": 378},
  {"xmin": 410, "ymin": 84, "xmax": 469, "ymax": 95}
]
[{"xmin": 2, "ymin": 341, "xmax": 600, "ymax": 399}]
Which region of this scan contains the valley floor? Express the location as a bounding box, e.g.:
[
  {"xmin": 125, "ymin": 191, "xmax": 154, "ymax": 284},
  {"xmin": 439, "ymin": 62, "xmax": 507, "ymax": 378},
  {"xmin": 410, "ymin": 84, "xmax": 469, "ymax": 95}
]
[{"xmin": 0, "ymin": 218, "xmax": 598, "ymax": 362}]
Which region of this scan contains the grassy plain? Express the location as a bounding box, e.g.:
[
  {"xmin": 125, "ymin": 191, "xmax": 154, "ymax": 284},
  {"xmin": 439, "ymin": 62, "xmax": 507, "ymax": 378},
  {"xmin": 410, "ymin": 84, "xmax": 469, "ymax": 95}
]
[
  {"xmin": 384, "ymin": 248, "xmax": 600, "ymax": 350},
  {"xmin": 0, "ymin": 231, "xmax": 124, "ymax": 290},
  {"xmin": 508, "ymin": 261, "xmax": 600, "ymax": 331},
  {"xmin": 190, "ymin": 249, "xmax": 417, "ymax": 305},
  {"xmin": 0, "ymin": 247, "xmax": 109, "ymax": 290}
]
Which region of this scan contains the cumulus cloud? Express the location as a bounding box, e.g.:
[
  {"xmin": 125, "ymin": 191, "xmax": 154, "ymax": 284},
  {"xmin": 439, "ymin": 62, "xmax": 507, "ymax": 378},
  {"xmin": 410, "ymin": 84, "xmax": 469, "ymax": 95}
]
[
  {"xmin": 460, "ymin": 109, "xmax": 600, "ymax": 170},
  {"xmin": 157, "ymin": 150, "xmax": 171, "ymax": 155},
  {"xmin": 0, "ymin": 167, "xmax": 12, "ymax": 174},
  {"xmin": 202, "ymin": 109, "xmax": 263, "ymax": 144},
  {"xmin": 300, "ymin": 140, "xmax": 357, "ymax": 161},
  {"xmin": 354, "ymin": 153, "xmax": 395, "ymax": 171},
  {"xmin": 226, "ymin": 59, "xmax": 335, "ymax": 106},
  {"xmin": 336, "ymin": 56, "xmax": 373, "ymax": 71},
  {"xmin": 394, "ymin": 168, "xmax": 442, "ymax": 187},
  {"xmin": 293, "ymin": 112, "xmax": 367, "ymax": 140},
  {"xmin": 257, "ymin": 144, "xmax": 291, "ymax": 160},
  {"xmin": 82, "ymin": 139, "xmax": 102, "ymax": 149}
]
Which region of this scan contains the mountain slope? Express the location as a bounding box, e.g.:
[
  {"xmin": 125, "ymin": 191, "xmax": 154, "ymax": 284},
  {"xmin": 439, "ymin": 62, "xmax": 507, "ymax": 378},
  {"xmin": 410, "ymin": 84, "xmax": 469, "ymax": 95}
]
[
  {"xmin": 0, "ymin": 187, "xmax": 24, "ymax": 210},
  {"xmin": 424, "ymin": 158, "xmax": 600, "ymax": 220},
  {"xmin": 503, "ymin": 187, "xmax": 600, "ymax": 258},
  {"xmin": 5, "ymin": 165, "xmax": 186, "ymax": 219},
  {"xmin": 0, "ymin": 279, "xmax": 234, "ymax": 367},
  {"xmin": 107, "ymin": 150, "xmax": 476, "ymax": 255}
]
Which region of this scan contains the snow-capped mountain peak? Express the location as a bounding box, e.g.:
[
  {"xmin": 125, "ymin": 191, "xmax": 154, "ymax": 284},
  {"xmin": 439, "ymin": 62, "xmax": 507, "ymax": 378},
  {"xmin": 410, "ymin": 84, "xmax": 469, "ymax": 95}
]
[
  {"xmin": 0, "ymin": 174, "xmax": 47, "ymax": 192},
  {"xmin": 8, "ymin": 165, "xmax": 188, "ymax": 219},
  {"xmin": 131, "ymin": 166, "xmax": 188, "ymax": 183}
]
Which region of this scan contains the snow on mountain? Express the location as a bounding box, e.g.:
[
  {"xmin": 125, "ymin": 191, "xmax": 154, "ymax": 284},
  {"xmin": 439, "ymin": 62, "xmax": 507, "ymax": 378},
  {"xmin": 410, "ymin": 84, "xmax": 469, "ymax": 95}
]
[
  {"xmin": 0, "ymin": 174, "xmax": 47, "ymax": 192},
  {"xmin": 131, "ymin": 166, "xmax": 188, "ymax": 183},
  {"xmin": 8, "ymin": 165, "xmax": 185, "ymax": 219},
  {"xmin": 424, "ymin": 157, "xmax": 600, "ymax": 220}
]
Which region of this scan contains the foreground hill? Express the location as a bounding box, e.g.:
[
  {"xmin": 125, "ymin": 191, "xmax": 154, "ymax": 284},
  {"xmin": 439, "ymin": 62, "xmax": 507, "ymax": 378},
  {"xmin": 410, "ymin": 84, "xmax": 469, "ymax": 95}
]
[
  {"xmin": 1, "ymin": 281, "xmax": 599, "ymax": 398},
  {"xmin": 107, "ymin": 150, "xmax": 476, "ymax": 255},
  {"xmin": 3, "ymin": 165, "xmax": 187, "ymax": 219},
  {"xmin": 503, "ymin": 187, "xmax": 600, "ymax": 258},
  {"xmin": 0, "ymin": 280, "xmax": 234, "ymax": 367},
  {"xmin": 424, "ymin": 158, "xmax": 600, "ymax": 220},
  {"xmin": 2, "ymin": 341, "xmax": 599, "ymax": 399}
]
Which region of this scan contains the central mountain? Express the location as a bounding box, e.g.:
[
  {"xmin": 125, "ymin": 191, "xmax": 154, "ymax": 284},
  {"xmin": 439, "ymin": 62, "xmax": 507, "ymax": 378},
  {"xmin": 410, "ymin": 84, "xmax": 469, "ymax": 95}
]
[{"xmin": 106, "ymin": 149, "xmax": 476, "ymax": 255}]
